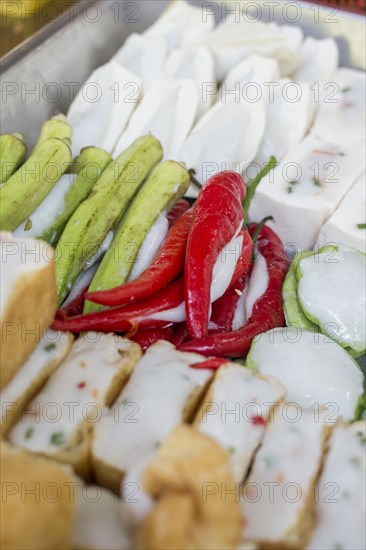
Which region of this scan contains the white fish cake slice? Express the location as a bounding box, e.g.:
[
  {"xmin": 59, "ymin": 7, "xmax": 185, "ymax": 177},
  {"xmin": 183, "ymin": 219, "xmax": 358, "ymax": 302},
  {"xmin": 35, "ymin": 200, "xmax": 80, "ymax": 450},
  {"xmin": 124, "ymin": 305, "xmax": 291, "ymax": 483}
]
[
  {"xmin": 0, "ymin": 329, "xmax": 73, "ymax": 435},
  {"xmin": 241, "ymin": 405, "xmax": 331, "ymax": 549},
  {"xmin": 91, "ymin": 341, "xmax": 214, "ymax": 492},
  {"xmin": 7, "ymin": 333, "xmax": 141, "ymax": 477},
  {"xmin": 195, "ymin": 363, "xmax": 285, "ymax": 483},
  {"xmin": 306, "ymin": 421, "xmax": 366, "ymax": 550}
]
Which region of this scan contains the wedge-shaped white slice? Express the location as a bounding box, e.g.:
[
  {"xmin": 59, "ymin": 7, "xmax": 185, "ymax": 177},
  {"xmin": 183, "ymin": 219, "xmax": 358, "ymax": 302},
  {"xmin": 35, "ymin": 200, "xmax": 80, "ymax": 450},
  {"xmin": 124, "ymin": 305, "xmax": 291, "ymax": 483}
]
[
  {"xmin": 7, "ymin": 333, "xmax": 141, "ymax": 477},
  {"xmin": 67, "ymin": 62, "xmax": 141, "ymax": 156},
  {"xmin": 195, "ymin": 363, "xmax": 285, "ymax": 483},
  {"xmin": 224, "ymin": 54, "xmax": 280, "ymax": 93},
  {"xmin": 318, "ymin": 172, "xmax": 366, "ymax": 253},
  {"xmin": 311, "ymin": 68, "xmax": 365, "ymax": 144},
  {"xmin": 247, "ymin": 328, "xmax": 364, "ymax": 421},
  {"xmin": 112, "ymin": 33, "xmax": 167, "ymax": 91},
  {"xmin": 306, "ymin": 421, "xmax": 366, "ymax": 550},
  {"xmin": 297, "ymin": 245, "xmax": 366, "ymax": 354},
  {"xmin": 0, "ymin": 232, "xmax": 57, "ymax": 391},
  {"xmin": 197, "ymin": 15, "xmax": 299, "ymax": 81},
  {"xmin": 179, "ymin": 97, "xmax": 265, "ymax": 197},
  {"xmin": 293, "ymin": 37, "xmax": 339, "ymax": 84},
  {"xmin": 113, "ymin": 74, "xmax": 198, "ymax": 160},
  {"xmin": 72, "ymin": 482, "xmax": 132, "ymax": 550},
  {"xmin": 92, "ymin": 341, "xmax": 214, "ymax": 492},
  {"xmin": 241, "ymin": 405, "xmax": 331, "ymax": 549},
  {"xmin": 0, "ymin": 329, "xmax": 73, "ymax": 435},
  {"xmin": 145, "ymin": 0, "xmax": 215, "ymax": 51},
  {"xmin": 165, "ymin": 46, "xmax": 216, "ymax": 119},
  {"xmin": 249, "ymin": 133, "xmax": 365, "ymax": 249},
  {"xmin": 255, "ymin": 78, "xmax": 314, "ymax": 166}
]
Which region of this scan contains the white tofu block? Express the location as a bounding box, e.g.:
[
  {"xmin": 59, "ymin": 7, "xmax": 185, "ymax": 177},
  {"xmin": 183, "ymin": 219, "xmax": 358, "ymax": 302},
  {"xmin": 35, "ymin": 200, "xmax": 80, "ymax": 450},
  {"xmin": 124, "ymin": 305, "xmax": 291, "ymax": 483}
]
[
  {"xmin": 306, "ymin": 421, "xmax": 366, "ymax": 550},
  {"xmin": 318, "ymin": 172, "xmax": 366, "ymax": 252},
  {"xmin": 196, "ymin": 363, "xmax": 285, "ymax": 483},
  {"xmin": 312, "ymin": 68, "xmax": 366, "ymax": 144},
  {"xmin": 249, "ymin": 133, "xmax": 365, "ymax": 249}
]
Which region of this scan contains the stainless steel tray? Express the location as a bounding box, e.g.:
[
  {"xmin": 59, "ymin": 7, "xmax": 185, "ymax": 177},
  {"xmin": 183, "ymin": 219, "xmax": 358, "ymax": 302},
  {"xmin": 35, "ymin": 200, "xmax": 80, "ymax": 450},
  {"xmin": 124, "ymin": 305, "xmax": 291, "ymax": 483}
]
[{"xmin": 1, "ymin": 0, "xmax": 365, "ymax": 147}]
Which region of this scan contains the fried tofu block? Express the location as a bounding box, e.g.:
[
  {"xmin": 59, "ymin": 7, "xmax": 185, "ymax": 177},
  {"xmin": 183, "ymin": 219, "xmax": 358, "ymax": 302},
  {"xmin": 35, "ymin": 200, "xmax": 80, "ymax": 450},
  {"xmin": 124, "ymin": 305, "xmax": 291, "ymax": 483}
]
[
  {"xmin": 0, "ymin": 329, "xmax": 73, "ymax": 435},
  {"xmin": 7, "ymin": 333, "xmax": 141, "ymax": 477},
  {"xmin": 139, "ymin": 424, "xmax": 241, "ymax": 550},
  {"xmin": 92, "ymin": 341, "xmax": 214, "ymax": 493},
  {"xmin": 0, "ymin": 441, "xmax": 75, "ymax": 550},
  {"xmin": 241, "ymin": 405, "xmax": 331, "ymax": 549},
  {"xmin": 306, "ymin": 421, "xmax": 366, "ymax": 550},
  {"xmin": 195, "ymin": 363, "xmax": 285, "ymax": 483},
  {"xmin": 0, "ymin": 232, "xmax": 57, "ymax": 390}
]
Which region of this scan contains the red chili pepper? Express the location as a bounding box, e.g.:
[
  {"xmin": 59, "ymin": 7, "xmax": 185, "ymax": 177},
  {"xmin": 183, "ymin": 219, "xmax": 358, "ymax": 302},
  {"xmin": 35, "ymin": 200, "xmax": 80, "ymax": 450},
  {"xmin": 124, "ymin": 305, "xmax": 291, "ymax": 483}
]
[
  {"xmin": 130, "ymin": 326, "xmax": 174, "ymax": 351},
  {"xmin": 185, "ymin": 171, "xmax": 246, "ymax": 340},
  {"xmin": 86, "ymin": 209, "xmax": 193, "ymax": 307},
  {"xmin": 60, "ymin": 284, "xmax": 89, "ymax": 318},
  {"xmin": 179, "ymin": 224, "xmax": 289, "ymax": 358},
  {"xmin": 227, "ymin": 229, "xmax": 253, "ymax": 290},
  {"xmin": 191, "ymin": 357, "xmax": 229, "ymax": 370},
  {"xmin": 210, "ymin": 275, "xmax": 247, "ymax": 333},
  {"xmin": 167, "ymin": 199, "xmax": 190, "ymax": 226},
  {"xmin": 170, "ymin": 322, "xmax": 189, "ymax": 347},
  {"xmin": 52, "ymin": 278, "xmax": 184, "ymax": 333}
]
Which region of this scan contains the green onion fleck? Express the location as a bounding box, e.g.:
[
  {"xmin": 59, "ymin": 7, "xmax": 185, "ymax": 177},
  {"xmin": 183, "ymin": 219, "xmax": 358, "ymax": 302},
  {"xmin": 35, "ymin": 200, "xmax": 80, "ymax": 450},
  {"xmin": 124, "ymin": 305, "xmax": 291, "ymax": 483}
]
[
  {"xmin": 44, "ymin": 343, "xmax": 56, "ymax": 352},
  {"xmin": 287, "ymin": 186, "xmax": 293, "ymax": 194},
  {"xmin": 341, "ymin": 86, "xmax": 351, "ymax": 93},
  {"xmin": 25, "ymin": 427, "xmax": 34, "ymax": 440},
  {"xmin": 228, "ymin": 446, "xmax": 236, "ymax": 454},
  {"xmin": 24, "ymin": 218, "xmax": 33, "ymax": 231},
  {"xmin": 312, "ymin": 177, "xmax": 322, "ymax": 187},
  {"xmin": 356, "ymin": 223, "xmax": 366, "ymax": 229},
  {"xmin": 50, "ymin": 432, "xmax": 65, "ymax": 446}
]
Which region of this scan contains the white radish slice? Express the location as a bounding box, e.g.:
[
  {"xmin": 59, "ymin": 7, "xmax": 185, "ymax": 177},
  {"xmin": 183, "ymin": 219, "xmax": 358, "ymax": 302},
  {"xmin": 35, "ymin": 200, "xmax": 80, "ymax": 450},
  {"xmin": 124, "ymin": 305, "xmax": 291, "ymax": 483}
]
[
  {"xmin": 128, "ymin": 212, "xmax": 169, "ymax": 282},
  {"xmin": 297, "ymin": 246, "xmax": 366, "ymax": 353},
  {"xmin": 112, "ymin": 33, "xmax": 167, "ymax": 91},
  {"xmin": 294, "ymin": 37, "xmax": 339, "ymax": 85},
  {"xmin": 113, "ymin": 75, "xmax": 198, "ymax": 160},
  {"xmin": 165, "ymin": 46, "xmax": 216, "ymax": 119},
  {"xmin": 246, "ymin": 328, "xmax": 364, "ymax": 420},
  {"xmin": 13, "ymin": 173, "xmax": 77, "ymax": 239},
  {"xmin": 68, "ymin": 62, "xmax": 141, "ymax": 156}
]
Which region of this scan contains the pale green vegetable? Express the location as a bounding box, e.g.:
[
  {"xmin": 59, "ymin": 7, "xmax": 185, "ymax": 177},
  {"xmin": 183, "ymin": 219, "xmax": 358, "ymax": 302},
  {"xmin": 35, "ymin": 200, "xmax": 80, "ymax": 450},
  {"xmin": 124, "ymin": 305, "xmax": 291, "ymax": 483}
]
[
  {"xmin": 33, "ymin": 114, "xmax": 72, "ymax": 153},
  {"xmin": 0, "ymin": 132, "xmax": 27, "ymax": 184}
]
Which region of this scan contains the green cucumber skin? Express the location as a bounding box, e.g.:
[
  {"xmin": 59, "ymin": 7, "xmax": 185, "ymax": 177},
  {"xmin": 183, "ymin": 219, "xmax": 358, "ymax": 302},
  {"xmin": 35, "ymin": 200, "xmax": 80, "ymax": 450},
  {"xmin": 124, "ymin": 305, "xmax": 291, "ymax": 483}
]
[
  {"xmin": 0, "ymin": 138, "xmax": 72, "ymax": 231},
  {"xmin": 0, "ymin": 133, "xmax": 27, "ymax": 184},
  {"xmin": 39, "ymin": 147, "xmax": 112, "ymax": 246},
  {"xmin": 33, "ymin": 115, "xmax": 72, "ymax": 153},
  {"xmin": 84, "ymin": 160, "xmax": 190, "ymax": 312},
  {"xmin": 55, "ymin": 135, "xmax": 163, "ymax": 305}
]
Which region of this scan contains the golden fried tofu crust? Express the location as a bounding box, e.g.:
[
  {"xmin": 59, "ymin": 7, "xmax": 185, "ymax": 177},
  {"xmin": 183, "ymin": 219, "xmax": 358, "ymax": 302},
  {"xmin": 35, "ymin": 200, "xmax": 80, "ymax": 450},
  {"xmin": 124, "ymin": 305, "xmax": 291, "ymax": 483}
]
[{"xmin": 138, "ymin": 424, "xmax": 241, "ymax": 550}]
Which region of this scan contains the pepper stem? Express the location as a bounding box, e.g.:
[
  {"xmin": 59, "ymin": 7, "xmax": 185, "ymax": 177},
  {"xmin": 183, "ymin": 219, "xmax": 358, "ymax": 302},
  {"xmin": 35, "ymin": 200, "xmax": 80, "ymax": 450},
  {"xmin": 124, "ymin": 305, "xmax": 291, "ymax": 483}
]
[
  {"xmin": 242, "ymin": 156, "xmax": 277, "ymax": 225},
  {"xmin": 188, "ymin": 168, "xmax": 203, "ymax": 190},
  {"xmin": 251, "ymin": 216, "xmax": 274, "ymax": 247}
]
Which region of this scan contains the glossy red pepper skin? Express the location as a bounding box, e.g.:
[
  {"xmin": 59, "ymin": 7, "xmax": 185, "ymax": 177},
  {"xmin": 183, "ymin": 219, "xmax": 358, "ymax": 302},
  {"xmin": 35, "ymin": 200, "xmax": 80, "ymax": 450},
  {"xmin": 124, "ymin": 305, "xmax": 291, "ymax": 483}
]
[
  {"xmin": 170, "ymin": 322, "xmax": 189, "ymax": 347},
  {"xmin": 179, "ymin": 224, "xmax": 289, "ymax": 358},
  {"xmin": 185, "ymin": 171, "xmax": 246, "ymax": 340},
  {"xmin": 60, "ymin": 285, "xmax": 89, "ymax": 318},
  {"xmin": 167, "ymin": 199, "xmax": 190, "ymax": 226},
  {"xmin": 190, "ymin": 357, "xmax": 229, "ymax": 370},
  {"xmin": 86, "ymin": 209, "xmax": 193, "ymax": 307},
  {"xmin": 210, "ymin": 275, "xmax": 247, "ymax": 333},
  {"xmin": 52, "ymin": 278, "xmax": 184, "ymax": 333},
  {"xmin": 131, "ymin": 326, "xmax": 174, "ymax": 351}
]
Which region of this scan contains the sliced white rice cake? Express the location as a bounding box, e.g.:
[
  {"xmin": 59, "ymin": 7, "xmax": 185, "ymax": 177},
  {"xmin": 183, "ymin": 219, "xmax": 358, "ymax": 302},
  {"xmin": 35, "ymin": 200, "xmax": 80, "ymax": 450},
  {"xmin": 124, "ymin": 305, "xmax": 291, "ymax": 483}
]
[
  {"xmin": 306, "ymin": 421, "xmax": 366, "ymax": 550},
  {"xmin": 195, "ymin": 363, "xmax": 285, "ymax": 483},
  {"xmin": 7, "ymin": 333, "xmax": 141, "ymax": 477},
  {"xmin": 91, "ymin": 341, "xmax": 214, "ymax": 492},
  {"xmin": 241, "ymin": 405, "xmax": 331, "ymax": 549}
]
